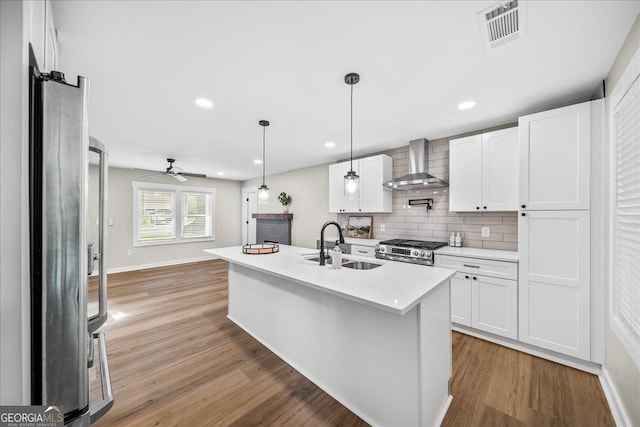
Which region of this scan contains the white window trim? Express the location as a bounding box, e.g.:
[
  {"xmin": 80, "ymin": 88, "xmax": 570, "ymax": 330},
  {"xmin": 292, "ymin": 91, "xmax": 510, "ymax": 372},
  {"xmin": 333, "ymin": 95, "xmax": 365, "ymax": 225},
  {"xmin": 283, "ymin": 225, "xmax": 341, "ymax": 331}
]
[
  {"xmin": 608, "ymin": 43, "xmax": 640, "ymax": 371},
  {"xmin": 132, "ymin": 181, "xmax": 216, "ymax": 247}
]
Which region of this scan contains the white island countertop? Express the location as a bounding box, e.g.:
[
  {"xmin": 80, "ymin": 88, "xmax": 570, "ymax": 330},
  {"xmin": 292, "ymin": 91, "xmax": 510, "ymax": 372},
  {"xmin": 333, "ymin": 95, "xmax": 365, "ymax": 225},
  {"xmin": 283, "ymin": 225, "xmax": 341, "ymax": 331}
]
[
  {"xmin": 204, "ymin": 245, "xmax": 456, "ymax": 315},
  {"xmin": 435, "ymin": 246, "xmax": 519, "ymax": 262}
]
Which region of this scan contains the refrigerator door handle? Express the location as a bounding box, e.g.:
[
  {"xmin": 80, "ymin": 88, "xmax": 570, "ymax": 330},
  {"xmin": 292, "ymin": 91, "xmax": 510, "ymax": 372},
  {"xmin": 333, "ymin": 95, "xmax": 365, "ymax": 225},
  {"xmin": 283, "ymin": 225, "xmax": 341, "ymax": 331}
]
[
  {"xmin": 89, "ymin": 332, "xmax": 114, "ymax": 423},
  {"xmin": 87, "ymin": 333, "xmax": 95, "ymax": 369},
  {"xmin": 88, "ymin": 138, "xmax": 109, "ymax": 333}
]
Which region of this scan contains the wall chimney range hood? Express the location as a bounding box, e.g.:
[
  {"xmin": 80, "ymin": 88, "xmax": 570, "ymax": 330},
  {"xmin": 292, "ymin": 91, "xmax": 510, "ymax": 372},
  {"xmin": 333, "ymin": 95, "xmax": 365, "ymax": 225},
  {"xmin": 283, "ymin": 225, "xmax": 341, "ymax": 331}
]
[{"xmin": 384, "ymin": 138, "xmax": 448, "ymax": 190}]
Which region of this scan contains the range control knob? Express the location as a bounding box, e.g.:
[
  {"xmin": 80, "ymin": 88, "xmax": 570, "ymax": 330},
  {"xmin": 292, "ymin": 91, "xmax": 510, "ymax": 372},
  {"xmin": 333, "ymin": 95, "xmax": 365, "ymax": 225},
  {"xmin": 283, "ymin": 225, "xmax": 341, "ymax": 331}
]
[
  {"xmin": 420, "ymin": 250, "xmax": 426, "ymax": 257},
  {"xmin": 378, "ymin": 246, "xmax": 386, "ymax": 253},
  {"xmin": 412, "ymin": 249, "xmax": 420, "ymax": 257}
]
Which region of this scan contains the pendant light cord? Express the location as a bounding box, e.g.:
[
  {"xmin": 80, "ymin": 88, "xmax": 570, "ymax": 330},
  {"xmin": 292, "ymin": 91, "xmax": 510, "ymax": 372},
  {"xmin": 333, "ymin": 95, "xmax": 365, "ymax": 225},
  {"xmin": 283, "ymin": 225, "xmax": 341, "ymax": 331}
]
[
  {"xmin": 350, "ymin": 82, "xmax": 354, "ymax": 171},
  {"xmin": 262, "ymin": 125, "xmax": 266, "ymax": 187}
]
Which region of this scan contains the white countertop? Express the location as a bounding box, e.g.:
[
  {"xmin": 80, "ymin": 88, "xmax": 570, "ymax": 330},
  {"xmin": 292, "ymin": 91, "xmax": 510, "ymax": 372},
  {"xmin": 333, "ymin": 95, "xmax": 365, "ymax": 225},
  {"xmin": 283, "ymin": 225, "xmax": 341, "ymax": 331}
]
[
  {"xmin": 435, "ymin": 246, "xmax": 519, "ymax": 262},
  {"xmin": 204, "ymin": 245, "xmax": 456, "ymax": 315}
]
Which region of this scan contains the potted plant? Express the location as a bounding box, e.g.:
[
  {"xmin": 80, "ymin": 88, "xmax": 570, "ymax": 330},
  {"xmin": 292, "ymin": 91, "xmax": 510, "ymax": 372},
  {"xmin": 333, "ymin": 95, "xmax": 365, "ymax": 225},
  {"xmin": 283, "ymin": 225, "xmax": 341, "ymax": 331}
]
[{"xmin": 278, "ymin": 192, "xmax": 292, "ymax": 213}]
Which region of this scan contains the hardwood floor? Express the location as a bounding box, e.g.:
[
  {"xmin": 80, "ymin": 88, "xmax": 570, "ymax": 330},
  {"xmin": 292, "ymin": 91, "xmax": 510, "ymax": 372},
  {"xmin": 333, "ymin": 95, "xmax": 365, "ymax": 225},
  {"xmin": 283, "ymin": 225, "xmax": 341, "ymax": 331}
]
[{"xmin": 90, "ymin": 260, "xmax": 614, "ymax": 426}]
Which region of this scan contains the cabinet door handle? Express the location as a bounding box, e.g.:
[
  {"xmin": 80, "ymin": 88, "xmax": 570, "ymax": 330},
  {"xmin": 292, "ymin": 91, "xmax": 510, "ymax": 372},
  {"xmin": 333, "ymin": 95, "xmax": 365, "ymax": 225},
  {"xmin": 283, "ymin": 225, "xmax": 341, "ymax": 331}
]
[
  {"xmin": 521, "ymin": 204, "xmax": 526, "ymax": 209},
  {"xmin": 476, "ymin": 206, "xmax": 480, "ymax": 210},
  {"xmin": 521, "ymin": 212, "xmax": 526, "ymax": 217},
  {"xmin": 463, "ymin": 264, "xmax": 480, "ymax": 268},
  {"xmin": 472, "ymin": 276, "xmax": 477, "ymax": 280},
  {"xmin": 465, "ymin": 275, "xmax": 469, "ymax": 279},
  {"xmin": 483, "ymin": 206, "xmax": 487, "ymax": 210}
]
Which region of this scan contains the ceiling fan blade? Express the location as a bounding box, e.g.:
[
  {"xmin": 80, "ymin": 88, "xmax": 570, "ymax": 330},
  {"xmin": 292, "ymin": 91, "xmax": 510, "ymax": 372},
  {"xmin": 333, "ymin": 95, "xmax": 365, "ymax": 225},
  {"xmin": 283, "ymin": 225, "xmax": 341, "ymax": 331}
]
[
  {"xmin": 171, "ymin": 173, "xmax": 188, "ymax": 182},
  {"xmin": 179, "ymin": 172, "xmax": 207, "ymax": 178},
  {"xmin": 142, "ymin": 172, "xmax": 164, "ymax": 178}
]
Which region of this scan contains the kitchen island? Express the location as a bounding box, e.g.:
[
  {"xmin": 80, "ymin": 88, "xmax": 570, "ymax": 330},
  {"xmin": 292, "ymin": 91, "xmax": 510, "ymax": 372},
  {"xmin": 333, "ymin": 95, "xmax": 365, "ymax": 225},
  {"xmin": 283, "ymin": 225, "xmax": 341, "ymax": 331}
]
[{"xmin": 204, "ymin": 245, "xmax": 456, "ymax": 427}]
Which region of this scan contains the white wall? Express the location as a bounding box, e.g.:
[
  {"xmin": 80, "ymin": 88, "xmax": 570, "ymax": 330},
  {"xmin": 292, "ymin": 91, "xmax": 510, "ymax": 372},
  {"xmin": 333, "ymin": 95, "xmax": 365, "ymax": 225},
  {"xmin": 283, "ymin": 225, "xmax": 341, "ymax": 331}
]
[
  {"xmin": 89, "ymin": 166, "xmax": 243, "ymax": 271},
  {"xmin": 0, "ymin": 0, "xmax": 32, "ymax": 405},
  {"xmin": 604, "ymin": 13, "xmax": 640, "ymax": 427},
  {"xmin": 242, "ymin": 163, "xmax": 336, "ymax": 249}
]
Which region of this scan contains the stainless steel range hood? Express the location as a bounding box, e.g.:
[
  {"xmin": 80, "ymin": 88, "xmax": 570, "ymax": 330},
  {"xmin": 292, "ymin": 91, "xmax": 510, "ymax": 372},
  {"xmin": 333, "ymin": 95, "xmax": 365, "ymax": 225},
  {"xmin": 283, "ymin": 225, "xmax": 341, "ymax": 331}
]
[{"xmin": 384, "ymin": 138, "xmax": 448, "ymax": 190}]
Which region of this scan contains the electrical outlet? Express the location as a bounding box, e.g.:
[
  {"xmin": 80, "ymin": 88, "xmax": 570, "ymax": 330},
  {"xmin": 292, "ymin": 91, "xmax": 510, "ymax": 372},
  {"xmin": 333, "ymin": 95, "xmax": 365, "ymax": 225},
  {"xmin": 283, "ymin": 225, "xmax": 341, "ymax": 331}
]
[
  {"xmin": 380, "ymin": 223, "xmax": 386, "ymax": 232},
  {"xmin": 127, "ymin": 249, "xmax": 133, "ymax": 256},
  {"xmin": 481, "ymin": 226, "xmax": 490, "ymax": 237}
]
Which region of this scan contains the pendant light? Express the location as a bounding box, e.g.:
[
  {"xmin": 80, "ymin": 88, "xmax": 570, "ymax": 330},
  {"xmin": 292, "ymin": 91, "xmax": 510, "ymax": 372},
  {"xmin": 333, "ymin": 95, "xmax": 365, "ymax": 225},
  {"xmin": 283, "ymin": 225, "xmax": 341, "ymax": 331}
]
[
  {"xmin": 258, "ymin": 120, "xmax": 270, "ymax": 204},
  {"xmin": 344, "ymin": 72, "xmax": 360, "ymax": 199}
]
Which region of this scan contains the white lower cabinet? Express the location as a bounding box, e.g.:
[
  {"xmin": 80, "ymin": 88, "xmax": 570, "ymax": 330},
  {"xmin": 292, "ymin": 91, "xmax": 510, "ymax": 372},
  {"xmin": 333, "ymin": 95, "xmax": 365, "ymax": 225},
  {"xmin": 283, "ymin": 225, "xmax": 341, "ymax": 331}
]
[
  {"xmin": 451, "ymin": 272, "xmax": 472, "ymax": 326},
  {"xmin": 436, "ymin": 255, "xmax": 518, "ymax": 340},
  {"xmin": 472, "ymin": 275, "xmax": 518, "ymax": 339}
]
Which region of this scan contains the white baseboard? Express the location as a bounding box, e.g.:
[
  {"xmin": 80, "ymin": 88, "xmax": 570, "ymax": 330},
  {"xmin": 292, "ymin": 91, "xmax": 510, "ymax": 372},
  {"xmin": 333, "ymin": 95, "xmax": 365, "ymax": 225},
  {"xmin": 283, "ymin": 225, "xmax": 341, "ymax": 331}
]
[
  {"xmin": 90, "ymin": 256, "xmax": 218, "ymax": 276},
  {"xmin": 600, "ymin": 367, "xmax": 633, "ymax": 427}
]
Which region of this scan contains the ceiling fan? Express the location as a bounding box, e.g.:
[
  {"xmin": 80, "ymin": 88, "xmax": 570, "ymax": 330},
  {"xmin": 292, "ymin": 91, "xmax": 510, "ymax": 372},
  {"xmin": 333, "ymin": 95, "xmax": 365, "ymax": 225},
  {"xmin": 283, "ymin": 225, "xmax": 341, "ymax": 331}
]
[{"xmin": 143, "ymin": 158, "xmax": 207, "ymax": 182}]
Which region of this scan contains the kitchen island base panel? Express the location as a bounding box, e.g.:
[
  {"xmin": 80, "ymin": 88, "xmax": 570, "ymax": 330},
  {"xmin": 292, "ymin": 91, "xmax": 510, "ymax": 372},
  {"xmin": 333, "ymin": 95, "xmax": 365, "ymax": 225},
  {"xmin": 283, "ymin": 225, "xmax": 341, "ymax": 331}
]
[{"xmin": 227, "ymin": 263, "xmax": 451, "ymax": 427}]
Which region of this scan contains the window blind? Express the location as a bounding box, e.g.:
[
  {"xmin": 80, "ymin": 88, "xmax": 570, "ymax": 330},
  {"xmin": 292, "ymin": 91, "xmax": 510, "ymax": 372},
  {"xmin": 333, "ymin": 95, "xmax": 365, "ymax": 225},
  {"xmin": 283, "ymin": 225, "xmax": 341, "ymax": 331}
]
[
  {"xmin": 182, "ymin": 191, "xmax": 211, "ymax": 239},
  {"xmin": 614, "ymin": 75, "xmax": 640, "ymax": 346},
  {"xmin": 137, "ymin": 189, "xmax": 176, "ymax": 241}
]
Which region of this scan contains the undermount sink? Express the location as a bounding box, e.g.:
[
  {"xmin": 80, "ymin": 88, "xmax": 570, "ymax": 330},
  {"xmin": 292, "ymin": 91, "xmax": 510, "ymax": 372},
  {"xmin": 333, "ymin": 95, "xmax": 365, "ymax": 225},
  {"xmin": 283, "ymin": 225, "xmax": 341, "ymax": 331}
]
[
  {"xmin": 307, "ymin": 256, "xmax": 350, "ymax": 264},
  {"xmin": 342, "ymin": 261, "xmax": 382, "ymax": 270}
]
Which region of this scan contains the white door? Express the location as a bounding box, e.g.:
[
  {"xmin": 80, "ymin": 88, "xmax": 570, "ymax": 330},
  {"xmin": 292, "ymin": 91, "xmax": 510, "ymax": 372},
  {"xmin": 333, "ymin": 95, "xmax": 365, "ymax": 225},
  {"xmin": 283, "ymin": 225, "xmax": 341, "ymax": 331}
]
[
  {"xmin": 482, "ymin": 127, "xmax": 518, "ymax": 211},
  {"xmin": 519, "ymin": 102, "xmax": 590, "ymax": 211},
  {"xmin": 449, "ymin": 134, "xmax": 482, "ymax": 212},
  {"xmin": 241, "ymin": 186, "xmax": 257, "ymax": 245},
  {"xmin": 328, "ymin": 161, "xmax": 359, "ymax": 213},
  {"xmin": 518, "ymin": 210, "xmax": 590, "ymax": 359},
  {"xmin": 450, "ymin": 272, "xmax": 472, "ymax": 327},
  {"xmin": 472, "ymin": 275, "xmax": 518, "ymax": 339}
]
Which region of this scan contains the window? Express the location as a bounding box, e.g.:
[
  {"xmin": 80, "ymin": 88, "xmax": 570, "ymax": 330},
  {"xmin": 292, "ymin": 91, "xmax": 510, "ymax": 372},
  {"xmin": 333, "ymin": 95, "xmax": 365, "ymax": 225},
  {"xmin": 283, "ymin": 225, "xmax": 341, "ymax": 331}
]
[
  {"xmin": 133, "ymin": 182, "xmax": 215, "ymax": 246},
  {"xmin": 609, "ymin": 46, "xmax": 640, "ymax": 370}
]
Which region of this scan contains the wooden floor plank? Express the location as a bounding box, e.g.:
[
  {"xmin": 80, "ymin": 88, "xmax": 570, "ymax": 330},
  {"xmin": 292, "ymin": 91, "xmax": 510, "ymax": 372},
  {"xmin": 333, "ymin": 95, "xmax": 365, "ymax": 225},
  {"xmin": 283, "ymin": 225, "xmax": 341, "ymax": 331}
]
[{"xmin": 91, "ymin": 260, "xmax": 614, "ymax": 427}]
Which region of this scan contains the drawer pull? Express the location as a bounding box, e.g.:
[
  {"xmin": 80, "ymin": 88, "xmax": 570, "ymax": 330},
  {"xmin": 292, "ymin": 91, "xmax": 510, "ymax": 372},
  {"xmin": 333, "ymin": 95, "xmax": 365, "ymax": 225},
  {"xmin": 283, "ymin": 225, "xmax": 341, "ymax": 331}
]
[
  {"xmin": 357, "ymin": 250, "xmax": 368, "ymax": 254},
  {"xmin": 463, "ymin": 264, "xmax": 480, "ymax": 268}
]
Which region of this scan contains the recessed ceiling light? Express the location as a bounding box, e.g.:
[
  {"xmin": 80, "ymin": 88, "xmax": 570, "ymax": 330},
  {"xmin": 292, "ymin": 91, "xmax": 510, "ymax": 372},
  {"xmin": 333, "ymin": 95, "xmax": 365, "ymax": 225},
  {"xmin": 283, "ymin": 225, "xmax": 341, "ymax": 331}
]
[
  {"xmin": 253, "ymin": 159, "xmax": 262, "ymax": 164},
  {"xmin": 195, "ymin": 98, "xmax": 213, "ymax": 108},
  {"xmin": 217, "ymin": 172, "xmax": 224, "ymax": 176},
  {"xmin": 325, "ymin": 141, "xmax": 336, "ymax": 148},
  {"xmin": 458, "ymin": 100, "xmax": 476, "ymax": 110}
]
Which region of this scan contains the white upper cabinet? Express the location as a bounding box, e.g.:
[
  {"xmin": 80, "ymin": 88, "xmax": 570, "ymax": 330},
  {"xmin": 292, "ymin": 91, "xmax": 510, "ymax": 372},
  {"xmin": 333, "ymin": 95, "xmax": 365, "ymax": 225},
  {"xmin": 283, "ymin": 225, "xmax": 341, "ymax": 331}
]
[
  {"xmin": 449, "ymin": 134, "xmax": 482, "ymax": 211},
  {"xmin": 328, "ymin": 154, "xmax": 392, "ymax": 213},
  {"xmin": 519, "ymin": 102, "xmax": 590, "ymax": 210},
  {"xmin": 329, "ymin": 161, "xmax": 359, "ymax": 213},
  {"xmin": 449, "ymin": 127, "xmax": 518, "ymax": 212},
  {"xmin": 482, "ymin": 128, "xmax": 519, "ymax": 211},
  {"xmin": 358, "ymin": 155, "xmax": 392, "ymax": 213}
]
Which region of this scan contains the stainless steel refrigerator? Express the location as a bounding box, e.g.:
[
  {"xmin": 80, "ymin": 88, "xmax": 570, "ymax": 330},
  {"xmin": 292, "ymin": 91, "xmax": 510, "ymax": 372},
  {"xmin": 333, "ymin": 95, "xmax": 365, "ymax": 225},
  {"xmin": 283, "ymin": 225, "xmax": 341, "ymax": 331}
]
[{"xmin": 29, "ymin": 68, "xmax": 113, "ymax": 426}]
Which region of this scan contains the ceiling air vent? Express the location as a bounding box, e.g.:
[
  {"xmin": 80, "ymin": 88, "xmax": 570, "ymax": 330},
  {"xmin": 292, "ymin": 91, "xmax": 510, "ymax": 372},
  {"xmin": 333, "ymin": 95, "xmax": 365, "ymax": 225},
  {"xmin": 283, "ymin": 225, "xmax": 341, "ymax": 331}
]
[{"xmin": 478, "ymin": 0, "xmax": 524, "ymax": 51}]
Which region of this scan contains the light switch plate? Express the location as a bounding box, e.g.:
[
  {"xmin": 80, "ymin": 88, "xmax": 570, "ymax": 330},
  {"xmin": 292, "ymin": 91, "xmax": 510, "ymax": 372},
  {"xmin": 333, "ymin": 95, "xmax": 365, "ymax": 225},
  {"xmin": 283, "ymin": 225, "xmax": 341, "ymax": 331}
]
[
  {"xmin": 380, "ymin": 223, "xmax": 386, "ymax": 232},
  {"xmin": 481, "ymin": 226, "xmax": 490, "ymax": 237}
]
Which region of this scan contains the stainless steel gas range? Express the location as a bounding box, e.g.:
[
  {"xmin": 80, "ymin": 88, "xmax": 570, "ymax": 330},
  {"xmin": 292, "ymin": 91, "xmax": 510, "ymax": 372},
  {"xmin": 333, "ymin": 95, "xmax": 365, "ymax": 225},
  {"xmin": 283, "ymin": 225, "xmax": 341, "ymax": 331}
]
[{"xmin": 375, "ymin": 239, "xmax": 448, "ymax": 266}]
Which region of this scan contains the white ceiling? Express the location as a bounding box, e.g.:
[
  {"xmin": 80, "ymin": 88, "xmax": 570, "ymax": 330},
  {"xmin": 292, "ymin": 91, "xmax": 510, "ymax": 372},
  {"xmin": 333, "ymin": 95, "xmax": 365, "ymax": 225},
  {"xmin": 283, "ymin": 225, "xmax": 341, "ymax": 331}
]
[{"xmin": 52, "ymin": 0, "xmax": 640, "ymax": 181}]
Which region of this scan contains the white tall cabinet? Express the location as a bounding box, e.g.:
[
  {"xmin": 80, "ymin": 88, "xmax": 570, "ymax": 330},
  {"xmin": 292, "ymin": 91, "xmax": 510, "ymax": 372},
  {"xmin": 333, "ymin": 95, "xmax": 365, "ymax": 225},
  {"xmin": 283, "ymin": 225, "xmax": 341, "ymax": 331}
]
[
  {"xmin": 518, "ymin": 100, "xmax": 603, "ymax": 362},
  {"xmin": 449, "ymin": 127, "xmax": 518, "ymax": 212}
]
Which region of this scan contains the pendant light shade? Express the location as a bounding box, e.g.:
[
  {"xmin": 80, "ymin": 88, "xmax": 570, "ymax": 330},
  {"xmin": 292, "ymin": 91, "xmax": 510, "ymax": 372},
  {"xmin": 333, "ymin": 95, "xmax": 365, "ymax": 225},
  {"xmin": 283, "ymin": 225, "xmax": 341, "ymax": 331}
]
[
  {"xmin": 258, "ymin": 120, "xmax": 270, "ymax": 204},
  {"xmin": 344, "ymin": 72, "xmax": 360, "ymax": 199}
]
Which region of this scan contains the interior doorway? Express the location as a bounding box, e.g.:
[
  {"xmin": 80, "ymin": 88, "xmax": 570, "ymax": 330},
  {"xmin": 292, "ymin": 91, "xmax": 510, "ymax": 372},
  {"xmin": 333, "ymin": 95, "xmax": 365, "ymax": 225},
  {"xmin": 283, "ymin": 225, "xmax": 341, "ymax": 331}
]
[{"xmin": 241, "ymin": 186, "xmax": 258, "ymax": 245}]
